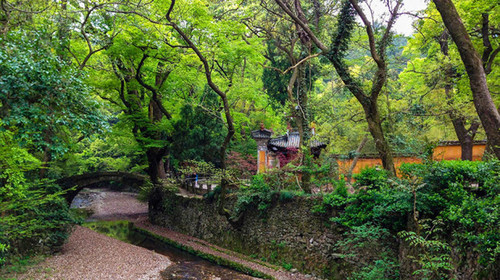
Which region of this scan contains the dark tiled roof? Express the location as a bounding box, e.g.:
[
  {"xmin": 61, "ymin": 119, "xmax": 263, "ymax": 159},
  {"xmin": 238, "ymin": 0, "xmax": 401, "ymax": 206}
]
[
  {"xmin": 438, "ymin": 140, "xmax": 487, "ymax": 146},
  {"xmin": 330, "ymin": 153, "xmax": 416, "ymax": 159},
  {"xmin": 268, "ymin": 132, "xmax": 326, "ymax": 149},
  {"xmin": 251, "ymin": 129, "xmax": 273, "ymax": 139}
]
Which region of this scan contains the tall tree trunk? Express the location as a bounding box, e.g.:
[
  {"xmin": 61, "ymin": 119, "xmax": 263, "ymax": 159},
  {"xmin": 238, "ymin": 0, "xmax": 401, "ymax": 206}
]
[
  {"xmin": 439, "ymin": 30, "xmax": 481, "ymax": 162},
  {"xmin": 135, "ymin": 58, "xmax": 172, "ymax": 183},
  {"xmin": 433, "ymin": 0, "xmax": 500, "ymax": 159},
  {"xmin": 285, "ymin": 60, "xmax": 312, "ymax": 192},
  {"xmin": 292, "ymin": 64, "xmax": 312, "ymax": 192},
  {"xmin": 146, "ymin": 150, "xmax": 160, "ymax": 184},
  {"xmin": 145, "ymin": 61, "xmax": 171, "ymax": 180},
  {"xmin": 445, "ymin": 85, "xmax": 480, "ymax": 161},
  {"xmin": 450, "ymin": 116, "xmax": 480, "ymax": 161},
  {"xmin": 365, "ymin": 100, "xmax": 396, "ymax": 175},
  {"xmin": 147, "ymin": 99, "xmax": 168, "ymax": 180},
  {"xmin": 165, "ymin": 1, "xmax": 236, "ymax": 221},
  {"xmin": 459, "ymin": 135, "xmax": 473, "ymax": 161},
  {"xmin": 56, "ymin": 0, "xmax": 70, "ymax": 62},
  {"xmin": 113, "ymin": 59, "xmax": 168, "ymax": 184},
  {"xmin": 292, "ymin": 0, "xmax": 314, "ymax": 192}
]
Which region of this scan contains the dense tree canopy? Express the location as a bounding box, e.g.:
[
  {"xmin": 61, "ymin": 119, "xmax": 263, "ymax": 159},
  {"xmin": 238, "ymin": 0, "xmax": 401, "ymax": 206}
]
[{"xmin": 1, "ymin": 0, "xmax": 499, "ymax": 276}]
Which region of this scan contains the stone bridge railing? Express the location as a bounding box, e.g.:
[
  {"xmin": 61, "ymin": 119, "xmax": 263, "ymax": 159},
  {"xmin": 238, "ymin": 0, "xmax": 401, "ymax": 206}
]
[{"xmin": 57, "ymin": 171, "xmax": 148, "ymax": 204}]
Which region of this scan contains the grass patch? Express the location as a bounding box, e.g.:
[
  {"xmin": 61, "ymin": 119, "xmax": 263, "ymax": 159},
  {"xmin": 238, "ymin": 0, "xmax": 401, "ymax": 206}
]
[
  {"xmin": 69, "ymin": 208, "xmax": 94, "ymax": 221},
  {"xmin": 82, "ymin": 220, "xmax": 132, "ymax": 243},
  {"xmin": 194, "ymin": 240, "xmax": 281, "ymax": 271},
  {"xmin": 0, "ymin": 255, "xmax": 48, "ymax": 280}
]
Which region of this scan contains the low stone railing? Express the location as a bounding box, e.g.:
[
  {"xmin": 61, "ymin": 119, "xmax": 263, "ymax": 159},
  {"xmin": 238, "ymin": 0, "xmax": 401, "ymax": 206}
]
[
  {"xmin": 182, "ymin": 177, "xmax": 218, "ymax": 194},
  {"xmin": 181, "ymin": 177, "xmax": 251, "ymax": 194}
]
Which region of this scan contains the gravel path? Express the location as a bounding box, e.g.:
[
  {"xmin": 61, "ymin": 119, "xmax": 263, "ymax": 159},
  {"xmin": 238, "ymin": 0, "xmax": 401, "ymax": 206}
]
[
  {"xmin": 13, "ymin": 226, "xmax": 170, "ymax": 280},
  {"xmin": 87, "ymin": 190, "xmax": 149, "ymax": 221}
]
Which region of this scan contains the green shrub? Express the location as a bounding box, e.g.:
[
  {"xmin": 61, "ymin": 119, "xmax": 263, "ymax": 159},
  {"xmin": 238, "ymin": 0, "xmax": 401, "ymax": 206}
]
[
  {"xmin": 278, "ymin": 190, "xmax": 296, "ymax": 202},
  {"xmin": 353, "ymin": 167, "xmax": 389, "ymax": 190},
  {"xmin": 249, "ymin": 174, "xmax": 270, "ymax": 191},
  {"xmin": 400, "ymin": 161, "xmax": 500, "ymax": 275},
  {"xmin": 0, "ymin": 128, "xmax": 74, "ymax": 266},
  {"xmin": 0, "ymin": 243, "xmax": 8, "ymax": 267},
  {"xmin": 0, "ymin": 181, "xmax": 74, "ymax": 265},
  {"xmin": 335, "ymin": 223, "xmax": 399, "ymax": 280},
  {"xmin": 398, "ymin": 229, "xmax": 453, "ymax": 279},
  {"xmin": 137, "ymin": 180, "xmax": 155, "ymax": 202},
  {"xmin": 232, "ymin": 176, "xmax": 275, "ymax": 219},
  {"xmin": 312, "ymin": 179, "xmax": 350, "ymax": 214},
  {"xmin": 282, "ymin": 262, "xmax": 293, "ymax": 271},
  {"xmin": 231, "ymin": 174, "xmax": 302, "ymax": 219},
  {"xmin": 317, "ymin": 160, "xmax": 499, "ymax": 278}
]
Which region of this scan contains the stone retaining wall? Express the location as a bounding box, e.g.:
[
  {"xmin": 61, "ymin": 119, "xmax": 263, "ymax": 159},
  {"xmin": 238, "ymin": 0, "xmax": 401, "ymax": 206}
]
[
  {"xmin": 149, "ymin": 190, "xmax": 346, "ymax": 279},
  {"xmin": 149, "ymin": 189, "xmax": 499, "ymax": 280}
]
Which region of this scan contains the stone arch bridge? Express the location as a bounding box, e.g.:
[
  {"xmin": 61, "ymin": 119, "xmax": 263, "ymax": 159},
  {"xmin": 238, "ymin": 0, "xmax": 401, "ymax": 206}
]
[{"xmin": 57, "ymin": 171, "xmax": 148, "ymax": 205}]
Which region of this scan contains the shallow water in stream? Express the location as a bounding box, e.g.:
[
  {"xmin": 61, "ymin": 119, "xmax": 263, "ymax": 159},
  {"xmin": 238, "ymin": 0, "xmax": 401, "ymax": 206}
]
[
  {"xmin": 135, "ymin": 232, "xmax": 258, "ymax": 280},
  {"xmin": 72, "ymin": 188, "xmax": 259, "ymax": 280}
]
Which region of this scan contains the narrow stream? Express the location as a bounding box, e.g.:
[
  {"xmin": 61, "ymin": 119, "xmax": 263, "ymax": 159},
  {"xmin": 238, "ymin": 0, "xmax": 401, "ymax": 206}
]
[
  {"xmin": 72, "ymin": 189, "xmax": 260, "ymax": 280},
  {"xmin": 130, "ymin": 229, "xmax": 258, "ymax": 280}
]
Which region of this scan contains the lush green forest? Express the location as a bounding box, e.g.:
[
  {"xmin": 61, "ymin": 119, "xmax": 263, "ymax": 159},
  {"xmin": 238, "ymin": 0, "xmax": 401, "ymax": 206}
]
[{"xmin": 0, "ymin": 0, "xmax": 499, "ymax": 279}]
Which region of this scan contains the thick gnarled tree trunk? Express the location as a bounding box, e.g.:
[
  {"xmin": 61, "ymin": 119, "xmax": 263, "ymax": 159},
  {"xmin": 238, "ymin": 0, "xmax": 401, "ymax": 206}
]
[
  {"xmin": 451, "ymin": 116, "xmax": 480, "ymax": 161},
  {"xmin": 113, "ymin": 56, "xmax": 172, "ymax": 184},
  {"xmin": 366, "ymin": 106, "xmax": 396, "ymax": 175}
]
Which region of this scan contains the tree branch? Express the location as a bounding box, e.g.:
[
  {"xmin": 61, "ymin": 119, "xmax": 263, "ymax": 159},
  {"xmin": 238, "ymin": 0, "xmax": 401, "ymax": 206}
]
[
  {"xmin": 349, "ymin": 0, "xmax": 382, "ymax": 67},
  {"xmin": 481, "ymin": 13, "xmax": 493, "ymax": 68},
  {"xmin": 283, "ymin": 52, "xmax": 321, "ymax": 74},
  {"xmin": 485, "ymin": 47, "xmax": 500, "ymax": 75},
  {"xmin": 273, "ymin": 0, "xmax": 328, "ymax": 52},
  {"xmin": 97, "ymin": 93, "xmax": 121, "ymax": 106},
  {"xmin": 135, "ymin": 53, "xmax": 172, "ymax": 119}
]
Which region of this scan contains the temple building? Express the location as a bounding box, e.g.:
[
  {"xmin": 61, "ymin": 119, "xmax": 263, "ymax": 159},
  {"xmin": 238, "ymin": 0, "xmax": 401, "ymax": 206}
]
[{"xmin": 251, "ymin": 124, "xmax": 326, "ymax": 173}]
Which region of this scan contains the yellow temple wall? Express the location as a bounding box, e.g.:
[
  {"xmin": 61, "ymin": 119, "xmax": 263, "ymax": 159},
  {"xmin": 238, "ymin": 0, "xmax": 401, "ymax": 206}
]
[{"xmin": 336, "ymin": 143, "xmax": 486, "ymax": 177}]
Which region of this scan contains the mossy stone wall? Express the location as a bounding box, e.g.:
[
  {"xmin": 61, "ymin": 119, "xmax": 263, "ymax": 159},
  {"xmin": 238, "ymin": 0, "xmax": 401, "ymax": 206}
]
[{"xmin": 149, "ymin": 191, "xmax": 346, "ymax": 279}]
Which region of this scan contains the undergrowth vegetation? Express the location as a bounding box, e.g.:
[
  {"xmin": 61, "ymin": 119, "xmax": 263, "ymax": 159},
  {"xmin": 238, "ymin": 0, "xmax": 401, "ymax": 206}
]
[
  {"xmin": 313, "ymin": 160, "xmax": 499, "ymax": 279},
  {"xmin": 0, "ymin": 129, "xmax": 75, "ymax": 267}
]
